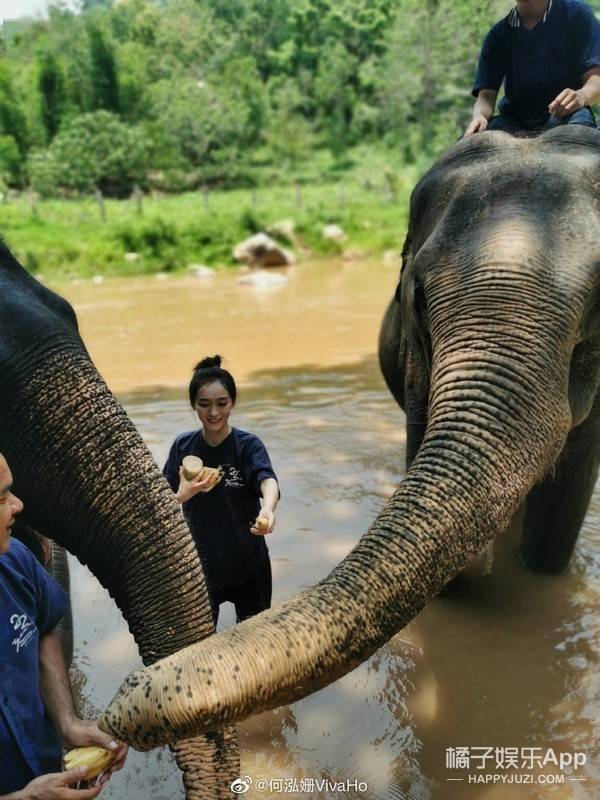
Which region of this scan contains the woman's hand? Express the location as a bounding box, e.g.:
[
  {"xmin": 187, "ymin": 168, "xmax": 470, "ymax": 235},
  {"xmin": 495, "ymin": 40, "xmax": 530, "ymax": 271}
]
[
  {"xmin": 250, "ymin": 508, "xmax": 275, "ymax": 535},
  {"xmin": 175, "ymin": 466, "xmax": 220, "ymax": 503}
]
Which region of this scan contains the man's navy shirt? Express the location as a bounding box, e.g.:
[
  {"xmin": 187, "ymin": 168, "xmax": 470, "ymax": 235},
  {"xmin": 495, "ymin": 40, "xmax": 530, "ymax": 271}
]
[
  {"xmin": 0, "ymin": 538, "xmax": 67, "ymax": 793},
  {"xmin": 473, "ymin": 0, "xmax": 600, "ymax": 127},
  {"xmin": 163, "ymin": 427, "xmax": 278, "ymax": 590}
]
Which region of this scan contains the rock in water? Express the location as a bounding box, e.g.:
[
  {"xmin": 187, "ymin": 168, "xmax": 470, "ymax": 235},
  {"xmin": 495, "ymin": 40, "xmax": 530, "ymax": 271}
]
[{"xmin": 233, "ymin": 233, "xmax": 295, "ymax": 267}]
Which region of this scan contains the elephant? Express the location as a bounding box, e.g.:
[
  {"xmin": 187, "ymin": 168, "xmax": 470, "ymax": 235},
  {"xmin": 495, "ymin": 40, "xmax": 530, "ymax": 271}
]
[
  {"xmin": 1, "ymin": 124, "xmax": 598, "ymax": 794},
  {"xmin": 0, "ymin": 245, "xmax": 240, "ymax": 796}
]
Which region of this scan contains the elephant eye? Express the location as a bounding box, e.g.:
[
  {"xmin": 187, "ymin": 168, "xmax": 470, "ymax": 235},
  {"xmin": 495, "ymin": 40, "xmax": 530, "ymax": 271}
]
[{"xmin": 414, "ymin": 280, "xmax": 427, "ymax": 310}]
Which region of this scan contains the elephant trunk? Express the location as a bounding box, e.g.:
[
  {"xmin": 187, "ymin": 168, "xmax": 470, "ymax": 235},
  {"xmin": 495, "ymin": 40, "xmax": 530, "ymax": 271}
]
[
  {"xmin": 4, "ymin": 345, "xmax": 238, "ymax": 797},
  {"xmin": 101, "ymin": 318, "xmax": 572, "ymax": 747}
]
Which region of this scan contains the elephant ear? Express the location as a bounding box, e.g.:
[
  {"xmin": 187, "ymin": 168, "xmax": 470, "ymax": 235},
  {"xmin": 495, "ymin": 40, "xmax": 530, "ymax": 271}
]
[
  {"xmin": 396, "ymin": 232, "xmax": 431, "ymax": 402},
  {"xmin": 394, "ymin": 231, "xmax": 412, "ymax": 304},
  {"xmin": 394, "ymin": 231, "xmax": 431, "ymax": 466},
  {"xmin": 381, "ymin": 228, "xmax": 431, "ymax": 463}
]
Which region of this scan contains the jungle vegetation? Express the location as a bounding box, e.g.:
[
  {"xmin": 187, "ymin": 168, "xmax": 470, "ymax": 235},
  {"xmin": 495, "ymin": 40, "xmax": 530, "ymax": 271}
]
[
  {"xmin": 0, "ymin": 0, "xmax": 537, "ymax": 195},
  {"xmin": 1, "ymin": 0, "xmax": 599, "ymax": 276}
]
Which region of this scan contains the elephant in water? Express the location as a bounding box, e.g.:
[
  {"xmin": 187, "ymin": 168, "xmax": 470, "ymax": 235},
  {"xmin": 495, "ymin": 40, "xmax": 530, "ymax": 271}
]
[{"xmin": 1, "ymin": 125, "xmax": 598, "ymax": 794}]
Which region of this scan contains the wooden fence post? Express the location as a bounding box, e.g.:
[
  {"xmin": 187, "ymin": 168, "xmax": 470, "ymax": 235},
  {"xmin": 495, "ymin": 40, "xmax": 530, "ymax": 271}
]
[
  {"xmin": 134, "ymin": 184, "xmax": 143, "ymax": 215},
  {"xmin": 28, "ymin": 187, "xmax": 38, "ymax": 218},
  {"xmin": 95, "ymin": 188, "xmax": 106, "ymax": 221}
]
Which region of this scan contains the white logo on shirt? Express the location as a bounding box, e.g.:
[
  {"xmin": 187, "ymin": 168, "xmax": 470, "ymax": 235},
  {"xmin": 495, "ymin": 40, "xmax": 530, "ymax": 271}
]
[
  {"xmin": 9, "ymin": 613, "xmax": 36, "ymax": 653},
  {"xmin": 223, "ymin": 465, "xmax": 244, "ymax": 488}
]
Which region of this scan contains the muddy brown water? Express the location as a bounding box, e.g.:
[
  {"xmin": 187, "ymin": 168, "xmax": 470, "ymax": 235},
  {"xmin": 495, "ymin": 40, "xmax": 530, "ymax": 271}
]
[{"xmin": 51, "ymin": 261, "xmax": 598, "ymax": 800}]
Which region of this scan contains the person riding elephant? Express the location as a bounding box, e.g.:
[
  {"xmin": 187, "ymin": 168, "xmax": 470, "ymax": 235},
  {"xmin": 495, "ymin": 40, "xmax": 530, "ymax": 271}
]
[
  {"xmin": 466, "ymin": 0, "xmax": 600, "ymax": 135},
  {"xmin": 0, "ymin": 124, "xmax": 598, "ymax": 794}
]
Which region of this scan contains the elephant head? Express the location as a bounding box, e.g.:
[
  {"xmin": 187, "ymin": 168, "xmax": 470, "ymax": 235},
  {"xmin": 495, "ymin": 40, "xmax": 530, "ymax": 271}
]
[{"xmin": 94, "ymin": 126, "xmax": 599, "ymax": 751}]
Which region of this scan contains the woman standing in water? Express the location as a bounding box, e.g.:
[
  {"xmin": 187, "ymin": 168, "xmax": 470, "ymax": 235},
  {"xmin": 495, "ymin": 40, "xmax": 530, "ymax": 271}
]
[{"xmin": 163, "ymin": 356, "xmax": 279, "ymax": 625}]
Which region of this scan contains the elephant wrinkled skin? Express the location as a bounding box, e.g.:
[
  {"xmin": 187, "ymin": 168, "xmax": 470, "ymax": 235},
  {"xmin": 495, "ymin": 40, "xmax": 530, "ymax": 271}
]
[{"xmin": 1, "ymin": 125, "xmax": 598, "ymax": 793}]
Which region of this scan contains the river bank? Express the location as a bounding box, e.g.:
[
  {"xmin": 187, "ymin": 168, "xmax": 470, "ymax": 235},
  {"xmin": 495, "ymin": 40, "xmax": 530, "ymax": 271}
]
[{"xmin": 0, "ymin": 165, "xmax": 419, "ymax": 280}]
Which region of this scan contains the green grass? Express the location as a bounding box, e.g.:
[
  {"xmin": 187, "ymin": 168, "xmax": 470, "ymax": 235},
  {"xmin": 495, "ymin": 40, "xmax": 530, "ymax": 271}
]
[{"xmin": 0, "ymin": 147, "xmax": 425, "ymax": 279}]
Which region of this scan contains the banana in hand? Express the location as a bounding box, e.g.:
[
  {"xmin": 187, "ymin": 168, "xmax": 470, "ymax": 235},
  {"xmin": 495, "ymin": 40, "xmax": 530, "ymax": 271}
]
[{"xmin": 63, "ymin": 745, "xmax": 116, "ymax": 779}]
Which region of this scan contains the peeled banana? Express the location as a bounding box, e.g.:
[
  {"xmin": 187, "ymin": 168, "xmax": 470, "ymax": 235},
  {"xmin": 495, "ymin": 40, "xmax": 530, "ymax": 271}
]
[
  {"xmin": 201, "ymin": 466, "xmax": 223, "ymax": 487},
  {"xmin": 63, "ymin": 746, "xmax": 115, "ymax": 779},
  {"xmin": 254, "ymin": 516, "xmax": 269, "ymax": 532}
]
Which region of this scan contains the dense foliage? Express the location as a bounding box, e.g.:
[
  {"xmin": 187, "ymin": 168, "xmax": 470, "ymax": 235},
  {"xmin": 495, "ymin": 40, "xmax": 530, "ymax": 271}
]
[{"xmin": 1, "ymin": 0, "xmax": 599, "ymax": 195}]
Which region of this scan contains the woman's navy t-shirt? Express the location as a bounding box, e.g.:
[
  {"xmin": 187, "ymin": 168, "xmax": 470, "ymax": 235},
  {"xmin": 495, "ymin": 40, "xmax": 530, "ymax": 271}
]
[
  {"xmin": 163, "ymin": 427, "xmax": 278, "ymax": 590},
  {"xmin": 0, "ymin": 538, "xmax": 67, "ymax": 793}
]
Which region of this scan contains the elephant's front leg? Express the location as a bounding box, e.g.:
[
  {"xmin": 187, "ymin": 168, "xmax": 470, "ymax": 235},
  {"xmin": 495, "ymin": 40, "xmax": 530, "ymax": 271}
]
[{"xmin": 520, "ymin": 392, "xmax": 600, "ymax": 573}]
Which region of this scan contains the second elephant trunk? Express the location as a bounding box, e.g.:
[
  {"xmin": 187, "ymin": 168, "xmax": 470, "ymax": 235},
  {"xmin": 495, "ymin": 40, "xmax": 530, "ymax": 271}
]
[{"xmin": 101, "ymin": 339, "xmax": 571, "ymax": 747}]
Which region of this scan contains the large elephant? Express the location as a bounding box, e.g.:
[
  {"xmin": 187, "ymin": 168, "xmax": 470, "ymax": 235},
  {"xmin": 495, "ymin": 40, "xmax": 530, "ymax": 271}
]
[
  {"xmin": 1, "ymin": 125, "xmax": 598, "ymax": 792},
  {"xmin": 95, "ymin": 126, "xmax": 599, "ymax": 750}
]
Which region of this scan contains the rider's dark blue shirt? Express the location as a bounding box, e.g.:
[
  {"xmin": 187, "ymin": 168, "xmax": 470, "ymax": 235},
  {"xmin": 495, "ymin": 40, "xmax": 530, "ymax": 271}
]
[
  {"xmin": 472, "ymin": 0, "xmax": 600, "ymax": 127},
  {"xmin": 163, "ymin": 427, "xmax": 278, "ymax": 591},
  {"xmin": 0, "ymin": 538, "xmax": 67, "ymax": 793}
]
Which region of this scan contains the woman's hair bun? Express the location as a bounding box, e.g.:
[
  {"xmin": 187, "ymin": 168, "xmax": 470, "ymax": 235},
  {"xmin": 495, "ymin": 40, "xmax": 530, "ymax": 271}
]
[{"xmin": 194, "ymin": 355, "xmax": 222, "ymax": 371}]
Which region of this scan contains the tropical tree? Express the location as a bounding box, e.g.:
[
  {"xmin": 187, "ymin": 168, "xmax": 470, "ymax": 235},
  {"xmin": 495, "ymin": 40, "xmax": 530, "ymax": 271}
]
[
  {"xmin": 267, "ymin": 80, "xmax": 314, "ymax": 170},
  {"xmin": 0, "ymin": 135, "xmax": 21, "ymax": 185},
  {"xmin": 147, "ymin": 57, "xmax": 266, "ymax": 174},
  {"xmin": 29, "ymin": 110, "xmax": 147, "ymax": 195},
  {"xmin": 0, "ymin": 60, "xmax": 28, "ymax": 156},
  {"xmin": 38, "ymin": 50, "xmax": 66, "ymax": 142},
  {"xmin": 87, "ymin": 23, "xmax": 120, "ymax": 112}
]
